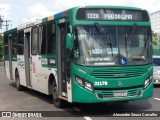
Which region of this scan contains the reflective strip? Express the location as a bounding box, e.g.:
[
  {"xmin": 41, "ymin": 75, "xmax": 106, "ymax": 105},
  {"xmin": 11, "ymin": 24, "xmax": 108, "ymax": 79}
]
[{"xmin": 54, "ymin": 13, "xmax": 61, "ymax": 19}]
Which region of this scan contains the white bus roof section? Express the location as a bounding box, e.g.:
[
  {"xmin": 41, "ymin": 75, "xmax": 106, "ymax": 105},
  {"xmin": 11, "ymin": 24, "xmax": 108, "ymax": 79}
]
[{"xmin": 17, "ymin": 19, "xmax": 42, "ymax": 30}]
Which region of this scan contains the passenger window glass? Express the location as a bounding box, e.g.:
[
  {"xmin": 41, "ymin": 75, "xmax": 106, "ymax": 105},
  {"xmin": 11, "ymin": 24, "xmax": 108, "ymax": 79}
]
[
  {"xmin": 31, "ymin": 27, "xmax": 38, "ymax": 55},
  {"xmin": 47, "ymin": 22, "xmax": 56, "ymax": 54},
  {"xmin": 18, "ymin": 31, "xmax": 24, "ymax": 55},
  {"xmin": 41, "ymin": 24, "xmax": 47, "ymax": 54},
  {"xmin": 12, "ymin": 33, "xmax": 17, "ymax": 55}
]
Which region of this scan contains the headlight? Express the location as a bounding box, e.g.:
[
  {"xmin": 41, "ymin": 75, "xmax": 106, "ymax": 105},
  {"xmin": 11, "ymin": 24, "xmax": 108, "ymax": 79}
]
[
  {"xmin": 144, "ymin": 78, "xmax": 150, "ymax": 88},
  {"xmin": 75, "ymin": 77, "xmax": 83, "ymax": 86},
  {"xmin": 144, "ymin": 75, "xmax": 153, "ymax": 89},
  {"xmin": 84, "ymin": 81, "xmax": 93, "ymax": 91},
  {"xmin": 75, "ymin": 76, "xmax": 94, "ymax": 92},
  {"xmin": 150, "ymin": 75, "xmax": 153, "ymax": 81}
]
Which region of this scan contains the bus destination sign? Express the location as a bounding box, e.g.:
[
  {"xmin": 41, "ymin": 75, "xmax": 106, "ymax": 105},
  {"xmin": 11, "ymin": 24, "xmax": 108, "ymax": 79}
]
[
  {"xmin": 86, "ymin": 12, "xmax": 133, "ymax": 20},
  {"xmin": 76, "ymin": 8, "xmax": 149, "ymax": 21}
]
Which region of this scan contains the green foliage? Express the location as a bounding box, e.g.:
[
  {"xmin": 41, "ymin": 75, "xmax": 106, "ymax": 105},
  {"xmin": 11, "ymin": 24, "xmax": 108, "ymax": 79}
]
[
  {"xmin": 152, "ymin": 32, "xmax": 160, "ymax": 46},
  {"xmin": 152, "ymin": 32, "xmax": 160, "ymax": 55},
  {"xmin": 0, "ymin": 17, "xmax": 3, "ymax": 29},
  {"xmin": 0, "ymin": 15, "xmax": 4, "ymax": 61},
  {"xmin": 0, "ymin": 34, "xmax": 3, "ymax": 61}
]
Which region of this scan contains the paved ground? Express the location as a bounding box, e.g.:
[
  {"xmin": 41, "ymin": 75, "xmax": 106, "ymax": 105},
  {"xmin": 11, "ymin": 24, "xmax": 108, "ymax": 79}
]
[
  {"xmin": 0, "ymin": 62, "xmax": 4, "ymax": 66},
  {"xmin": 0, "ymin": 65, "xmax": 160, "ymax": 120}
]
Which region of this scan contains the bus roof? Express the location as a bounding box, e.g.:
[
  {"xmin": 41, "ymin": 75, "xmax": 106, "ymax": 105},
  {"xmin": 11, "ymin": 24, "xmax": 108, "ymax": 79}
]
[
  {"xmin": 5, "ymin": 5, "xmax": 147, "ymax": 32},
  {"xmin": 84, "ymin": 5, "xmax": 142, "ymax": 10},
  {"xmin": 4, "ymin": 28, "xmax": 17, "ymax": 35}
]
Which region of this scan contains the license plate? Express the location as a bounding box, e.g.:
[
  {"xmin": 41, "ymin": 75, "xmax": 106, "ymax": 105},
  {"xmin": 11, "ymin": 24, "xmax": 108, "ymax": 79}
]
[{"xmin": 114, "ymin": 92, "xmax": 127, "ymax": 97}]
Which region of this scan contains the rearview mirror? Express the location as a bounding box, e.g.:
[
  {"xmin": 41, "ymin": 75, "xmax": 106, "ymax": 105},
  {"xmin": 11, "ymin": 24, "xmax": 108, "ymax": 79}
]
[{"xmin": 66, "ymin": 33, "xmax": 73, "ymax": 49}]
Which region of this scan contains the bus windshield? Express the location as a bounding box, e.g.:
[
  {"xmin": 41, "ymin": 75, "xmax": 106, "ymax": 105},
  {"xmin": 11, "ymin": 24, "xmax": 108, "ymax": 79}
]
[{"xmin": 73, "ymin": 25, "xmax": 151, "ymax": 66}]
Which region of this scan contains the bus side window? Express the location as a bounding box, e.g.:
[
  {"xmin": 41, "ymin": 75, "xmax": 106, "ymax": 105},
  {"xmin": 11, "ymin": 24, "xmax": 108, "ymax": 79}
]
[
  {"xmin": 12, "ymin": 33, "xmax": 18, "ymax": 55},
  {"xmin": 41, "ymin": 24, "xmax": 47, "ymax": 55},
  {"xmin": 4, "ymin": 35, "xmax": 8, "ymax": 55},
  {"xmin": 31, "ymin": 26, "xmax": 38, "ymax": 55},
  {"xmin": 18, "ymin": 31, "xmax": 24, "ymax": 55},
  {"xmin": 47, "ymin": 22, "xmax": 56, "ymax": 55},
  {"xmin": 38, "ymin": 25, "xmax": 42, "ymax": 55}
]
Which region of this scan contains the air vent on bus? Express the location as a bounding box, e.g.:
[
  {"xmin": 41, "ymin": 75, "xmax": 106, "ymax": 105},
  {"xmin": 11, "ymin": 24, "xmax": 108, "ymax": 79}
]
[
  {"xmin": 90, "ymin": 68, "xmax": 146, "ymax": 78},
  {"xmin": 97, "ymin": 89, "xmax": 139, "ymax": 98}
]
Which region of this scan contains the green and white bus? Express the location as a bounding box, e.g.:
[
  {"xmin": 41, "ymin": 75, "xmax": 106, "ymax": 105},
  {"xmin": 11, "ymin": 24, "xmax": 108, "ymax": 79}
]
[{"xmin": 4, "ymin": 6, "xmax": 153, "ymax": 108}]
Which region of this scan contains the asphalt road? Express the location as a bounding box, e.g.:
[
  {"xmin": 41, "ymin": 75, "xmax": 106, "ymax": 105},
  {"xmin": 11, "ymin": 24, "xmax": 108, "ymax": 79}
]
[{"xmin": 0, "ymin": 65, "xmax": 159, "ymax": 120}]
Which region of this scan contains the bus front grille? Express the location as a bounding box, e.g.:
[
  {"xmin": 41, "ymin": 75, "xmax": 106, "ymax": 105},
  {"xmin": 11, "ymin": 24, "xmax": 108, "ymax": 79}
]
[
  {"xmin": 90, "ymin": 68, "xmax": 146, "ymax": 78},
  {"xmin": 97, "ymin": 89, "xmax": 140, "ymax": 98}
]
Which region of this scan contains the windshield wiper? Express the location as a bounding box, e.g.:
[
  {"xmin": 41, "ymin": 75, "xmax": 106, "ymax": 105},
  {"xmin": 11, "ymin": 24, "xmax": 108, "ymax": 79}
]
[
  {"xmin": 94, "ymin": 23, "xmax": 113, "ymax": 56},
  {"xmin": 125, "ymin": 23, "xmax": 137, "ymax": 57}
]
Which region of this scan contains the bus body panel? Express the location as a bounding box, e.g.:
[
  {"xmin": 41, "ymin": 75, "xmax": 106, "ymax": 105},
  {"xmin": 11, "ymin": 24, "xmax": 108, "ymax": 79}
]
[
  {"xmin": 31, "ymin": 67, "xmax": 58, "ymax": 95},
  {"xmin": 17, "ymin": 55, "xmax": 27, "ymax": 86},
  {"xmin": 72, "ymin": 63, "xmax": 153, "ymax": 103},
  {"xmin": 31, "ymin": 54, "xmax": 42, "ymax": 92},
  {"xmin": 72, "ymin": 80, "xmax": 153, "ymax": 103},
  {"xmin": 11, "ymin": 61, "xmax": 17, "ymax": 82}
]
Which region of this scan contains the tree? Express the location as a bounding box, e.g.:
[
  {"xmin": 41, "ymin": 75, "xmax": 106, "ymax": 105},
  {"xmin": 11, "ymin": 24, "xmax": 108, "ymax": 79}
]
[
  {"xmin": 152, "ymin": 31, "xmax": 160, "ymax": 55},
  {"xmin": 152, "ymin": 31, "xmax": 160, "ymax": 46},
  {"xmin": 0, "ymin": 14, "xmax": 3, "ymax": 61},
  {"xmin": 0, "ymin": 16, "xmax": 3, "ymax": 29},
  {"xmin": 0, "ymin": 34, "xmax": 3, "ymax": 61}
]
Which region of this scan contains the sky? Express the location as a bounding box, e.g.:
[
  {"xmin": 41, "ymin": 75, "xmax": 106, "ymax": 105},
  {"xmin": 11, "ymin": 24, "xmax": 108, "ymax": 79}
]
[{"xmin": 0, "ymin": 0, "xmax": 160, "ymax": 32}]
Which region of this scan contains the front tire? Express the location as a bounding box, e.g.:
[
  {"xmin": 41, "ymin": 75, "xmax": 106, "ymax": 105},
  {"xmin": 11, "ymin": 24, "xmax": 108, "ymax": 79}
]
[
  {"xmin": 15, "ymin": 71, "xmax": 23, "ymax": 91},
  {"xmin": 52, "ymin": 81, "xmax": 67, "ymax": 108}
]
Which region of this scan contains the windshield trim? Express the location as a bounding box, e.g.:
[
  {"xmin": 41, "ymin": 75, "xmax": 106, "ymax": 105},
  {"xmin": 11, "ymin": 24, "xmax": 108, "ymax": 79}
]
[{"xmin": 72, "ymin": 60, "xmax": 152, "ymax": 67}]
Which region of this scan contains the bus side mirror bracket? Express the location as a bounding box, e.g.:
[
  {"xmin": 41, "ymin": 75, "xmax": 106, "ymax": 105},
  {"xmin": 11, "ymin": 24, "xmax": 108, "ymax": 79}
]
[{"xmin": 66, "ymin": 33, "xmax": 73, "ymax": 49}]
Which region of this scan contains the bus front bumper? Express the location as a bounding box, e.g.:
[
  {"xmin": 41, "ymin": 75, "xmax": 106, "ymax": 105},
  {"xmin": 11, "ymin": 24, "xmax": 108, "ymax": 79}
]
[{"xmin": 72, "ymin": 81, "xmax": 153, "ymax": 103}]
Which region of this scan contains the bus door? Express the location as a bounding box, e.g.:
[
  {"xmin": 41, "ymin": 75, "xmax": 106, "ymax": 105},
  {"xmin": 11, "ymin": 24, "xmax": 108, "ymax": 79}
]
[
  {"xmin": 30, "ymin": 26, "xmax": 42, "ymax": 92},
  {"xmin": 57, "ymin": 21, "xmax": 70, "ymax": 98},
  {"xmin": 24, "ymin": 29, "xmax": 31, "ymax": 87},
  {"xmin": 8, "ymin": 35, "xmax": 13, "ymax": 80}
]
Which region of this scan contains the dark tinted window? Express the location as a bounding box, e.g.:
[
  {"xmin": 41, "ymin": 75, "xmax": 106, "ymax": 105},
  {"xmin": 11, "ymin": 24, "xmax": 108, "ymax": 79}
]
[
  {"xmin": 47, "ymin": 22, "xmax": 56, "ymax": 54},
  {"xmin": 4, "ymin": 35, "xmax": 8, "ymax": 55},
  {"xmin": 31, "ymin": 27, "xmax": 38, "ymax": 55},
  {"xmin": 12, "ymin": 33, "xmax": 17, "ymax": 55},
  {"xmin": 41, "ymin": 24, "xmax": 47, "ymax": 54},
  {"xmin": 18, "ymin": 31, "xmax": 24, "ymax": 55},
  {"xmin": 41, "ymin": 22, "xmax": 56, "ymax": 55},
  {"xmin": 38, "ymin": 25, "xmax": 42, "ymax": 55}
]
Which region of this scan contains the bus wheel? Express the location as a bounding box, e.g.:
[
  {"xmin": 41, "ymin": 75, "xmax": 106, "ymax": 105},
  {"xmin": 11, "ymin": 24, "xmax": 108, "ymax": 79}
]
[
  {"xmin": 52, "ymin": 81, "xmax": 66, "ymax": 108},
  {"xmin": 15, "ymin": 71, "xmax": 23, "ymax": 91}
]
